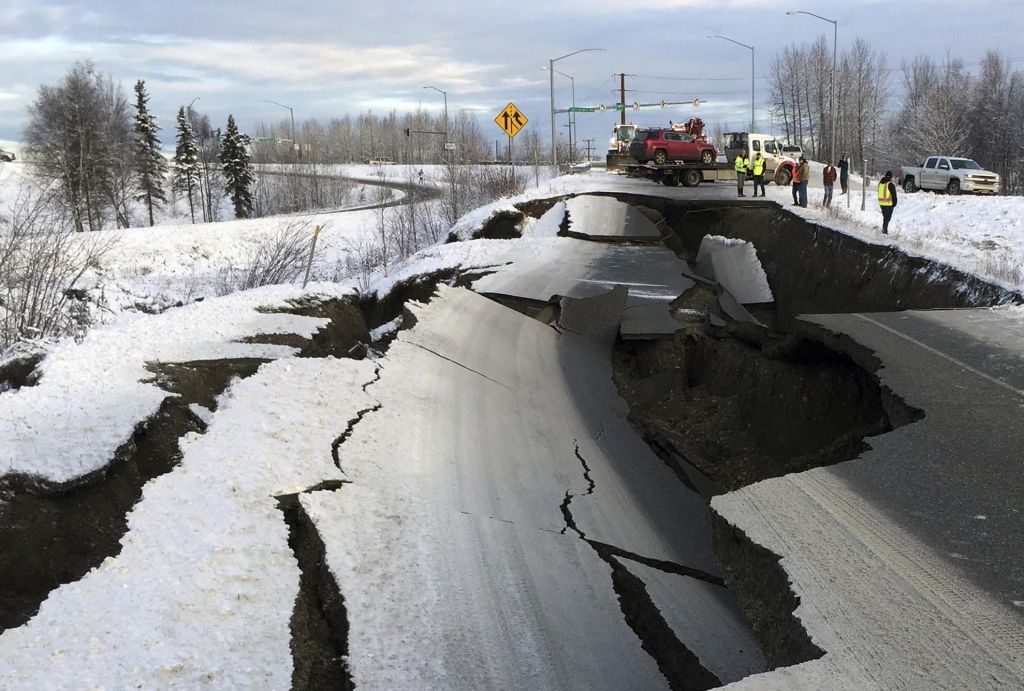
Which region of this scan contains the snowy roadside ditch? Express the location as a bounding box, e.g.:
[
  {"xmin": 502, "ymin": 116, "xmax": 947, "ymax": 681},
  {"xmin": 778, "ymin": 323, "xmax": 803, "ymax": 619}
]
[{"xmin": 0, "ymin": 354, "xmax": 379, "ymax": 689}]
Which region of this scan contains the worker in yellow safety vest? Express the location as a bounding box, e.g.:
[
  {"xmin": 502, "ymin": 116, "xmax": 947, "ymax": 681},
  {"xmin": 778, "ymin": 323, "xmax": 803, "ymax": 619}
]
[
  {"xmin": 877, "ymin": 170, "xmax": 898, "ymax": 234},
  {"xmin": 751, "ymin": 153, "xmax": 766, "ymax": 197},
  {"xmin": 734, "ymin": 149, "xmax": 750, "ymax": 197}
]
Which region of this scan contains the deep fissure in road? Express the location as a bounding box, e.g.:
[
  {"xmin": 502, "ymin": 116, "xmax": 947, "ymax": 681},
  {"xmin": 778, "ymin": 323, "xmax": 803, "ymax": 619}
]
[
  {"xmin": 276, "ymin": 490, "xmax": 354, "ymax": 691},
  {"xmin": 0, "ymin": 393, "xmax": 207, "ymax": 632},
  {"xmin": 0, "ymin": 355, "xmax": 271, "ymax": 632},
  {"xmin": 591, "ymin": 193, "xmax": 997, "ymax": 677},
  {"xmin": 332, "ymin": 365, "xmax": 383, "ymax": 474},
  {"xmin": 0, "ymin": 300, "xmax": 372, "ymax": 635},
  {"xmin": 558, "ymin": 441, "xmax": 723, "ymax": 691}
]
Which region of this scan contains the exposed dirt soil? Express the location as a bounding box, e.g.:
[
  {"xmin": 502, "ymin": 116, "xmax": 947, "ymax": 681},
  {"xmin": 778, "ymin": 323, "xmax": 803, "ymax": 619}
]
[
  {"xmin": 0, "ymin": 352, "xmax": 43, "ymax": 392},
  {"xmin": 257, "ymin": 296, "xmax": 372, "ymax": 358},
  {"xmin": 711, "ymin": 513, "xmax": 825, "ymax": 669},
  {"xmin": 144, "ymin": 358, "xmax": 268, "ymax": 410},
  {"xmin": 472, "ymin": 209, "xmax": 524, "ymax": 239},
  {"xmin": 613, "ymin": 314, "xmax": 904, "ymax": 493},
  {"xmin": 0, "ymin": 397, "xmax": 205, "ymax": 631},
  {"xmin": 277, "ymin": 492, "xmax": 353, "ymax": 691}
]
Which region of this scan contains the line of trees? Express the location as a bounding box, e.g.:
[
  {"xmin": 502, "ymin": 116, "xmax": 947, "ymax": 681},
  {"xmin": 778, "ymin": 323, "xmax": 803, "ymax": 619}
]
[
  {"xmin": 24, "ymin": 61, "xmax": 256, "ymax": 230},
  {"xmin": 767, "ymin": 41, "xmax": 1024, "ymax": 194},
  {"xmin": 767, "ymin": 37, "xmax": 889, "ymax": 172},
  {"xmin": 251, "ymin": 109, "xmax": 547, "ymax": 167}
]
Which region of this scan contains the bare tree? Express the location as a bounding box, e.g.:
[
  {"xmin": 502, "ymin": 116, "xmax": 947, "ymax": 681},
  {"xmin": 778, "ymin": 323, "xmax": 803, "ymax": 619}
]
[
  {"xmin": 0, "ymin": 187, "xmax": 117, "ymax": 350},
  {"xmin": 893, "ymin": 55, "xmax": 971, "ymax": 165},
  {"xmin": 24, "ymin": 61, "xmax": 133, "ymax": 231}
]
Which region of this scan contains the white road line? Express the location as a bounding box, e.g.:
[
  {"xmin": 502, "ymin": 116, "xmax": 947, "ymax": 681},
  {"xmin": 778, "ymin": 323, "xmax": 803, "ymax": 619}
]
[{"xmin": 854, "ymin": 313, "xmax": 1024, "ymax": 399}]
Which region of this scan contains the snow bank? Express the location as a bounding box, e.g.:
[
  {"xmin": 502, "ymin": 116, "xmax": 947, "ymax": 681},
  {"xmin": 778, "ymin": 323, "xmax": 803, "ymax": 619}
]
[
  {"xmin": 0, "ymin": 356, "xmax": 378, "ymax": 689},
  {"xmin": 0, "ymin": 282, "xmax": 353, "ymax": 484}
]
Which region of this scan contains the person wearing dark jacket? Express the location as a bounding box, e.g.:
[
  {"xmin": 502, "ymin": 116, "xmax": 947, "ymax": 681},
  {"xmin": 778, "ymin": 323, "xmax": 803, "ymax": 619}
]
[
  {"xmin": 878, "ymin": 171, "xmax": 898, "ymax": 234},
  {"xmin": 822, "ymin": 162, "xmax": 837, "ymax": 207},
  {"xmin": 839, "ymin": 155, "xmax": 849, "ymax": 194}
]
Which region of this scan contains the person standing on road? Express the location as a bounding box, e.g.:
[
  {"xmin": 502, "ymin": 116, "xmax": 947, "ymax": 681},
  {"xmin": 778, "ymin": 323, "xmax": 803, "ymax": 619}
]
[
  {"xmin": 797, "ymin": 156, "xmax": 810, "ymax": 207},
  {"xmin": 822, "ymin": 161, "xmax": 837, "ymax": 207},
  {"xmin": 878, "ymin": 170, "xmax": 898, "ymax": 234},
  {"xmin": 751, "ymin": 153, "xmax": 766, "ymax": 197},
  {"xmin": 839, "ymin": 155, "xmax": 849, "ymax": 194},
  {"xmin": 734, "ymin": 148, "xmax": 750, "ymax": 197},
  {"xmin": 791, "ymin": 159, "xmax": 801, "ymax": 205}
]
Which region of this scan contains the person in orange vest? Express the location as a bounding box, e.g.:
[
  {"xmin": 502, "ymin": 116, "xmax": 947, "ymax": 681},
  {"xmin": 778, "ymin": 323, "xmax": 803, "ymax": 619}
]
[
  {"xmin": 878, "ymin": 170, "xmax": 898, "ymax": 234},
  {"xmin": 734, "ymin": 148, "xmax": 750, "ymax": 197}
]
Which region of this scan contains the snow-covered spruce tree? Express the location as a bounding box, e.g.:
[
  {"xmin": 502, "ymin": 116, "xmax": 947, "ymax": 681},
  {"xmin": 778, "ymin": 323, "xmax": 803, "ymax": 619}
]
[
  {"xmin": 173, "ymin": 106, "xmax": 201, "ymax": 224},
  {"xmin": 219, "ymin": 115, "xmax": 255, "ymax": 219},
  {"xmin": 132, "ymin": 80, "xmax": 168, "ymax": 226}
]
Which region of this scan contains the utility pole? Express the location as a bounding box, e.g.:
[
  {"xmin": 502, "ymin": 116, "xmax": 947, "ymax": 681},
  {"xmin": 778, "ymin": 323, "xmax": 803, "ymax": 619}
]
[
  {"xmin": 619, "ymin": 73, "xmax": 628, "ymax": 125},
  {"xmin": 548, "ymin": 48, "xmax": 605, "ymax": 167}
]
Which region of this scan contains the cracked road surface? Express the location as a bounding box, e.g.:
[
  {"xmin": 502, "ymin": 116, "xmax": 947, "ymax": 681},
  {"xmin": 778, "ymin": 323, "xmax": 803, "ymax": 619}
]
[
  {"xmin": 309, "ymin": 285, "xmax": 765, "ymax": 689},
  {"xmin": 715, "ymin": 307, "xmax": 1024, "ymax": 689}
]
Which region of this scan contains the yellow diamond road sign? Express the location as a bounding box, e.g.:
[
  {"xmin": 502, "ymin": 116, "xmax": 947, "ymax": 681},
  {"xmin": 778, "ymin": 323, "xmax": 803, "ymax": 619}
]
[{"xmin": 495, "ymin": 102, "xmax": 528, "ymax": 138}]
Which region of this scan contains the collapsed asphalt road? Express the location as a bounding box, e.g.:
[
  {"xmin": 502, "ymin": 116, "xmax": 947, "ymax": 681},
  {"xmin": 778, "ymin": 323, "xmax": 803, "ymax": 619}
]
[{"xmin": 3, "ymin": 185, "xmax": 1024, "ymax": 689}]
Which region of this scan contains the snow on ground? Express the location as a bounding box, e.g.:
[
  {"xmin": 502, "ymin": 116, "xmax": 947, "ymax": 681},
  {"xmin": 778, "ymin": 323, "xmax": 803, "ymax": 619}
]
[
  {"xmin": 0, "ymin": 282, "xmax": 353, "ymax": 484},
  {"xmin": 0, "ymin": 355, "xmax": 378, "ymax": 689}
]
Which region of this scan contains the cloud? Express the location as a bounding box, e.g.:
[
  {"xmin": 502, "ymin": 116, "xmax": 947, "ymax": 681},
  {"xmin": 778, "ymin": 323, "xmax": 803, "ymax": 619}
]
[{"xmin": 143, "ymin": 38, "xmax": 500, "ymax": 91}]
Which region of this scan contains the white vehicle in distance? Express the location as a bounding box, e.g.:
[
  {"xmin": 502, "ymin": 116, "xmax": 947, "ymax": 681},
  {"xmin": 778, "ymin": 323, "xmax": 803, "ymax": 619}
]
[
  {"xmin": 899, "ymin": 156, "xmax": 1000, "ymax": 195},
  {"xmin": 0, "ymin": 148, "xmax": 15, "ymax": 162}
]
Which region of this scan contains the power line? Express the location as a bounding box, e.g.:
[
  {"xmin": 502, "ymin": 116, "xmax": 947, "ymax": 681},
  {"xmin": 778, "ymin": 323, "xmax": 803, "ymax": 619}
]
[{"xmin": 633, "ymin": 73, "xmax": 769, "ymax": 82}]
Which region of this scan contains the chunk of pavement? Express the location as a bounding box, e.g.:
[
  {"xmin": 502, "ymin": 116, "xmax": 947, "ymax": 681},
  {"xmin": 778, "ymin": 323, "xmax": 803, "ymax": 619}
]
[
  {"xmin": 620, "ymin": 302, "xmax": 684, "ymax": 340},
  {"xmin": 718, "ymin": 289, "xmax": 764, "ymax": 327},
  {"xmin": 557, "ymin": 285, "xmax": 628, "ymax": 344},
  {"xmin": 696, "ymin": 235, "xmax": 774, "ymax": 305},
  {"xmin": 565, "ymin": 195, "xmax": 662, "ymax": 242},
  {"xmin": 473, "ymin": 241, "xmax": 693, "ymax": 307}
]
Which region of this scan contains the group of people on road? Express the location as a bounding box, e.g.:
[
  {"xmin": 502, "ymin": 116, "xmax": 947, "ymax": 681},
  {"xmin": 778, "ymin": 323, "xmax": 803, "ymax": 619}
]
[
  {"xmin": 733, "ymin": 150, "xmax": 896, "ymax": 234},
  {"xmin": 733, "ymin": 150, "xmax": 767, "ymax": 197}
]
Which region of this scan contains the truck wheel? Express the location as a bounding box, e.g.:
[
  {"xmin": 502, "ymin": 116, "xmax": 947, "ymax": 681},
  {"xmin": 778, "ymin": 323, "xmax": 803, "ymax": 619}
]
[
  {"xmin": 653, "ymin": 150, "xmax": 668, "ymax": 165},
  {"xmin": 700, "ymin": 149, "xmax": 714, "ymax": 165},
  {"xmin": 775, "ymin": 168, "xmax": 792, "ymax": 186},
  {"xmin": 903, "ymin": 177, "xmax": 917, "ymax": 193},
  {"xmin": 663, "ymin": 174, "xmax": 679, "ymax": 187},
  {"xmin": 682, "ymin": 169, "xmax": 702, "ymax": 187},
  {"xmin": 946, "ymin": 179, "xmax": 960, "ymax": 195}
]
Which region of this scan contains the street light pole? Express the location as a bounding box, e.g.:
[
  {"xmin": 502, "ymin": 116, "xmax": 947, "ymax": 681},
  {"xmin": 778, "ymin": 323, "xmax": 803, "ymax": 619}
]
[
  {"xmin": 548, "ymin": 48, "xmax": 604, "ymax": 167},
  {"xmin": 543, "ymin": 66, "xmax": 577, "ymax": 162},
  {"xmin": 708, "ymin": 35, "xmax": 755, "ymax": 132},
  {"xmin": 263, "ymin": 99, "xmax": 296, "ymax": 159},
  {"xmin": 423, "ymin": 86, "xmax": 449, "ymax": 154},
  {"xmin": 787, "ymin": 10, "xmax": 838, "ymax": 162}
]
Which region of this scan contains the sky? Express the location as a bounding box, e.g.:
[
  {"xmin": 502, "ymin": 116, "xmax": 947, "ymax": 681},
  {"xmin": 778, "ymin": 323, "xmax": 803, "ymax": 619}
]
[{"xmin": 1, "ymin": 0, "xmax": 1022, "ymax": 156}]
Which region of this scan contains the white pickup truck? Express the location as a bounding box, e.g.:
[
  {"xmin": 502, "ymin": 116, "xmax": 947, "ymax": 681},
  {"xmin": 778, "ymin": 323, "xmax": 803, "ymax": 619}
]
[{"xmin": 899, "ymin": 156, "xmax": 1000, "ymax": 195}]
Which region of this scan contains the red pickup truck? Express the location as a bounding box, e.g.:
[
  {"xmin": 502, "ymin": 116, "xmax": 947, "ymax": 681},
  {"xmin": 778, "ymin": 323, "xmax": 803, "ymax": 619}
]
[{"xmin": 628, "ymin": 128, "xmax": 717, "ymax": 165}]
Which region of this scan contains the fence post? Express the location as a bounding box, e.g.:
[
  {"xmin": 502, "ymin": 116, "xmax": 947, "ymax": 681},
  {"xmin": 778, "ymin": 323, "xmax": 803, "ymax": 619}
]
[
  {"xmin": 302, "ymin": 225, "xmax": 321, "ymax": 289},
  {"xmin": 861, "ymin": 159, "xmax": 868, "ymax": 212}
]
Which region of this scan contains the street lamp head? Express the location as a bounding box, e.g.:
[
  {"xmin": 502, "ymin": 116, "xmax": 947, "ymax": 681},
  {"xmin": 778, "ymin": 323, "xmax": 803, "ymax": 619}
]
[{"xmin": 786, "ymin": 10, "xmax": 797, "ymax": 15}]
